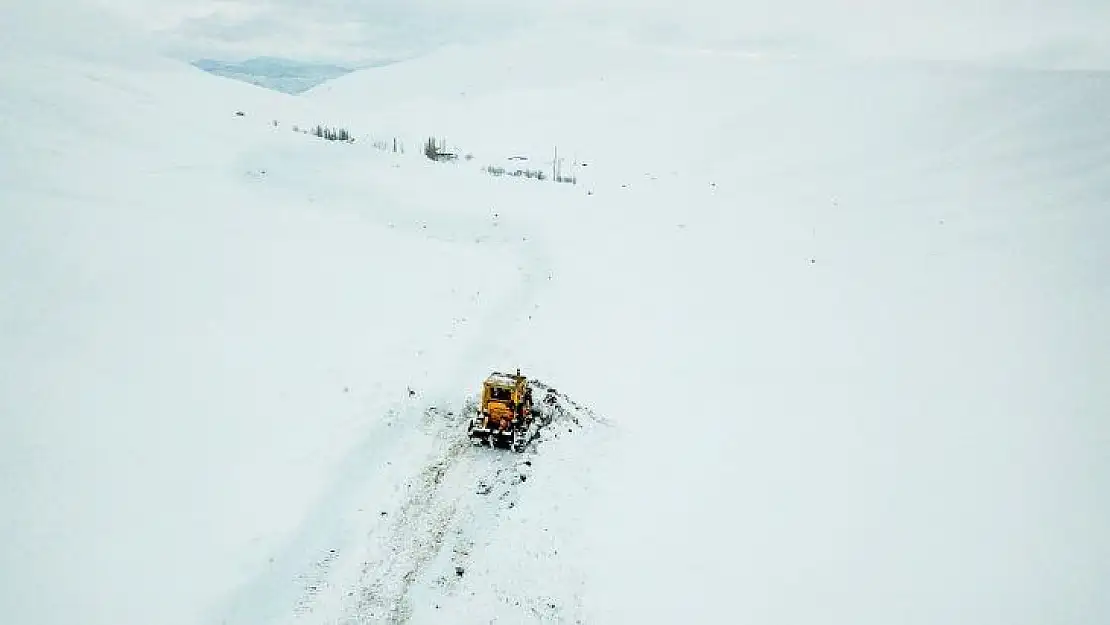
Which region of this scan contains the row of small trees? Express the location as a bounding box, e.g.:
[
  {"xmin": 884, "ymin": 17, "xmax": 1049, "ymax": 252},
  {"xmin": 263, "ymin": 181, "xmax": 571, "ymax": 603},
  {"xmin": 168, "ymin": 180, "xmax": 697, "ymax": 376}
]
[
  {"xmin": 294, "ymin": 125, "xmax": 578, "ymax": 185},
  {"xmin": 423, "ymin": 136, "xmax": 457, "ymax": 162},
  {"xmin": 312, "ymin": 124, "xmax": 351, "ymax": 142},
  {"xmin": 430, "ymin": 137, "xmax": 576, "ymax": 185}
]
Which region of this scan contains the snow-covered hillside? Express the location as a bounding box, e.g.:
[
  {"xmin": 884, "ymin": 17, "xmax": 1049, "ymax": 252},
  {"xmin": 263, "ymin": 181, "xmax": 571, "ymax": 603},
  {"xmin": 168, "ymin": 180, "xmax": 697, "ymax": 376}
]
[{"xmin": 2, "ymin": 4, "xmax": 1108, "ymax": 625}]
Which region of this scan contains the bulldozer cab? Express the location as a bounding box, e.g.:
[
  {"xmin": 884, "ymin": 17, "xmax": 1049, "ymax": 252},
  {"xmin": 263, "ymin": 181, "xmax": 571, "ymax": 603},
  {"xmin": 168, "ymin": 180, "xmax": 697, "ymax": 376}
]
[{"xmin": 482, "ymin": 371, "xmax": 526, "ymax": 408}]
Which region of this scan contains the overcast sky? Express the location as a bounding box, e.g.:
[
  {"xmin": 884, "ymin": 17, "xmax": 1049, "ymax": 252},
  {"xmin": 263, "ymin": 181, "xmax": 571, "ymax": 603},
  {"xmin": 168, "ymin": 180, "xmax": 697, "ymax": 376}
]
[{"xmin": 87, "ymin": 0, "xmax": 1110, "ymax": 69}]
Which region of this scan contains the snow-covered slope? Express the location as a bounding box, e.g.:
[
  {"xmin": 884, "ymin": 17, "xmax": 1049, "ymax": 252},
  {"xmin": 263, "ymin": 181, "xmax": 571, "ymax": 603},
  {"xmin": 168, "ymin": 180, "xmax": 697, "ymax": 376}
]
[{"xmin": 3, "ymin": 5, "xmax": 1108, "ymax": 625}]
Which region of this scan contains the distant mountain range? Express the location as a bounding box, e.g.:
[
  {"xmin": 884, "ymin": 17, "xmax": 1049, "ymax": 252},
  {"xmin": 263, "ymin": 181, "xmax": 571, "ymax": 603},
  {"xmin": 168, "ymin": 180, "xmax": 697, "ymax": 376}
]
[{"xmin": 192, "ymin": 57, "xmax": 369, "ymax": 94}]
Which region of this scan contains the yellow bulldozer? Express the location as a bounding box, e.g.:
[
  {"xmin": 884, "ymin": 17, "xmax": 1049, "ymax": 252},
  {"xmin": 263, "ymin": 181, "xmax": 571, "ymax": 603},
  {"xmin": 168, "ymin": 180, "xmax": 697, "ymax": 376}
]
[{"xmin": 467, "ymin": 369, "xmax": 536, "ymax": 451}]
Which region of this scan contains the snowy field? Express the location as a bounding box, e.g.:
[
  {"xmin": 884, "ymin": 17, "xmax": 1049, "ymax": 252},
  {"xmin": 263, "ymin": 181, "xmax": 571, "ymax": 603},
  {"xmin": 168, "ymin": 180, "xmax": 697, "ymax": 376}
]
[{"xmin": 2, "ymin": 2, "xmax": 1108, "ymax": 625}]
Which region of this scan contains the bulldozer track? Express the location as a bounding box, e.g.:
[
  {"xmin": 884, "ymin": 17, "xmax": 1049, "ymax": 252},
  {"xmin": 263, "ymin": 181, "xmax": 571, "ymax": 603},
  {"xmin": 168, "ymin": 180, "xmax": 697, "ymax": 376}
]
[
  {"xmin": 342, "ymin": 386, "xmax": 597, "ymax": 624},
  {"xmin": 210, "ymin": 384, "xmax": 603, "ymax": 625}
]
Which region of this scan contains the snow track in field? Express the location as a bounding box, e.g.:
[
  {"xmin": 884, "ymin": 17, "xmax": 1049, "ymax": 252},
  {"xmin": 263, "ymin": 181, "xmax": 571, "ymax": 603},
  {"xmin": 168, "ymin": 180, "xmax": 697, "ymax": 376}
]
[
  {"xmin": 242, "ymin": 387, "xmax": 607, "ymax": 625},
  {"xmin": 345, "ymin": 387, "xmax": 605, "ymax": 625}
]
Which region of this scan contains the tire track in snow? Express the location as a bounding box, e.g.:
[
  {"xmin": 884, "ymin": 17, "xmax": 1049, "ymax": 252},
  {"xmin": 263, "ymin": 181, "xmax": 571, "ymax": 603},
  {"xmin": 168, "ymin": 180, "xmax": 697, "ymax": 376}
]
[
  {"xmin": 343, "ymin": 390, "xmax": 604, "ymax": 625},
  {"xmin": 348, "ymin": 408, "xmax": 508, "ymax": 624},
  {"xmin": 209, "ymin": 395, "xmax": 436, "ymax": 625}
]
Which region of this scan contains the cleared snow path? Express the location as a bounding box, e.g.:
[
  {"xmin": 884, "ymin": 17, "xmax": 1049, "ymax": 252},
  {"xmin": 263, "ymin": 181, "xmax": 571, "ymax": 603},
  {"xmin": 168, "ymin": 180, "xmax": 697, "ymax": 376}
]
[
  {"xmin": 347, "ymin": 386, "xmax": 605, "ymax": 625},
  {"xmin": 214, "ymin": 385, "xmax": 607, "ymax": 625}
]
